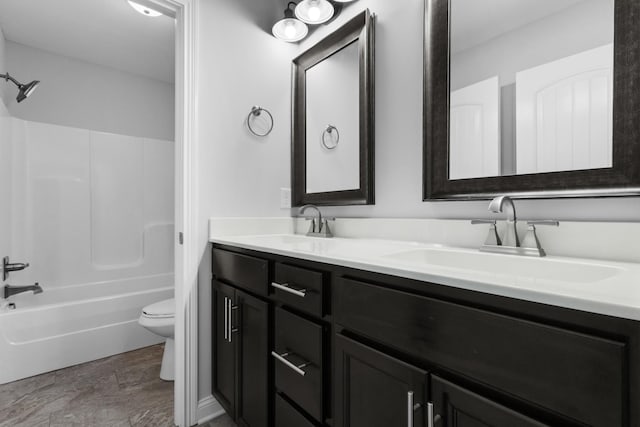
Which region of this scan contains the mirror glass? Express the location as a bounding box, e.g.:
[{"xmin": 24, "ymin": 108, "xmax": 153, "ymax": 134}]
[
  {"xmin": 449, "ymin": 0, "xmax": 615, "ymax": 180},
  {"xmin": 306, "ymin": 41, "xmax": 360, "ymax": 194}
]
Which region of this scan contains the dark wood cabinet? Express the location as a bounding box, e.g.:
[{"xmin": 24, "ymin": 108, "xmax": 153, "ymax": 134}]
[
  {"xmin": 431, "ymin": 376, "xmax": 547, "ymax": 427},
  {"xmin": 335, "ymin": 334, "xmax": 429, "ymax": 427},
  {"xmin": 212, "ymin": 280, "xmax": 236, "ymax": 417},
  {"xmin": 237, "ymin": 290, "xmax": 269, "ymax": 427},
  {"xmin": 212, "ymin": 280, "xmax": 269, "ymax": 427}
]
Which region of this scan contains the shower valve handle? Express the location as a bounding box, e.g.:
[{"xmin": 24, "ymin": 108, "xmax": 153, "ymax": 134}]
[{"xmin": 3, "ymin": 256, "xmax": 30, "ymax": 281}]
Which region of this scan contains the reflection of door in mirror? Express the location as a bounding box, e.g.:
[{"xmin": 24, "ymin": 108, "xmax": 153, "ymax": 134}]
[
  {"xmin": 450, "ymin": 76, "xmax": 500, "ymax": 180},
  {"xmin": 449, "ymin": 0, "xmax": 614, "ymax": 179},
  {"xmin": 306, "ymin": 41, "xmax": 360, "ymax": 194}
]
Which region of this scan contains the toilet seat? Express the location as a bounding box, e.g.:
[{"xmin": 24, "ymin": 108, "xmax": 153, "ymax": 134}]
[{"xmin": 142, "ymin": 298, "xmax": 175, "ymax": 319}]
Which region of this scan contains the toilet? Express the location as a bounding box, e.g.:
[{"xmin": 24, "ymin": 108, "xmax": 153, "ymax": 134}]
[{"xmin": 138, "ymin": 298, "xmax": 175, "ymax": 381}]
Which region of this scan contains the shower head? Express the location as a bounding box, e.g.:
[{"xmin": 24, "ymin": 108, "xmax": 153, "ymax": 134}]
[
  {"xmin": 16, "ymin": 80, "xmax": 40, "ymax": 103},
  {"xmin": 1, "ymin": 72, "xmax": 40, "ymax": 103}
]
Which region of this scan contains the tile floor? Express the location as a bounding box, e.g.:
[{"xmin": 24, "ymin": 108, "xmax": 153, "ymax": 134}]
[{"xmin": 0, "ymin": 344, "xmax": 236, "ymax": 427}]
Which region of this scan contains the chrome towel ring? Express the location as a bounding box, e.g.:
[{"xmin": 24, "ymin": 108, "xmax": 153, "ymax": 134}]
[{"xmin": 247, "ymin": 106, "xmax": 274, "ymax": 137}]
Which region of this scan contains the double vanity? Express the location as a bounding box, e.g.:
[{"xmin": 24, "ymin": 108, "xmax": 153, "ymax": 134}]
[
  {"xmin": 210, "ymin": 0, "xmax": 640, "ymax": 425},
  {"xmin": 210, "ymin": 217, "xmax": 640, "ymax": 427}
]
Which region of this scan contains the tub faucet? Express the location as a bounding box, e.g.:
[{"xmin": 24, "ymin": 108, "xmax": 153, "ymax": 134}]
[
  {"xmin": 3, "ymin": 283, "xmax": 43, "ymax": 299},
  {"xmin": 488, "ymin": 196, "xmax": 520, "ymax": 247},
  {"xmin": 299, "ymin": 204, "xmax": 334, "ymax": 238}
]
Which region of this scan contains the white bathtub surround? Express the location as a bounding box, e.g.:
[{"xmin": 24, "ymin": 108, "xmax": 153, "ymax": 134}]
[
  {"xmin": 0, "ymin": 275, "xmax": 173, "ymax": 384},
  {"xmin": 209, "ymin": 217, "xmax": 640, "ymax": 321},
  {"xmin": 1, "ymin": 119, "xmax": 175, "ymax": 384}
]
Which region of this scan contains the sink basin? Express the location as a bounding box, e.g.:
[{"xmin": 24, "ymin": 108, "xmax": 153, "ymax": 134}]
[{"xmin": 383, "ymin": 248, "xmax": 623, "ymax": 283}]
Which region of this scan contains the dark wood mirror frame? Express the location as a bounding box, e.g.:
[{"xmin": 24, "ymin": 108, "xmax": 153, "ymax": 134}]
[
  {"xmin": 424, "ymin": 0, "xmax": 640, "ymax": 201},
  {"xmin": 292, "ymin": 9, "xmax": 375, "ymax": 206}
]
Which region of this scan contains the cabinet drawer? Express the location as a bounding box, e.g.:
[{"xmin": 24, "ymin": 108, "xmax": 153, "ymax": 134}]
[
  {"xmin": 274, "ymin": 307, "xmax": 324, "ymax": 422},
  {"xmin": 335, "ymin": 277, "xmax": 627, "ymax": 427},
  {"xmin": 272, "ymin": 263, "xmax": 324, "ymax": 317},
  {"xmin": 275, "ymin": 394, "xmax": 316, "ymax": 427},
  {"xmin": 212, "ymin": 248, "xmax": 268, "ymax": 296}
]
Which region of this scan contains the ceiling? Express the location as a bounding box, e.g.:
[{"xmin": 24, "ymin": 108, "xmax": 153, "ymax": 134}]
[
  {"xmin": 0, "ymin": 0, "xmax": 175, "ymax": 83},
  {"xmin": 451, "ymin": 0, "xmax": 588, "ymax": 54}
]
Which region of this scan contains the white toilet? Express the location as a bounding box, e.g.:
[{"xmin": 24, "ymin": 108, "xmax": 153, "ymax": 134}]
[{"xmin": 139, "ymin": 298, "xmax": 175, "ymax": 381}]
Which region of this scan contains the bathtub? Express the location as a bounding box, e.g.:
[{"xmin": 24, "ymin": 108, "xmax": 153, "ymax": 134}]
[{"xmin": 0, "ymin": 273, "xmax": 173, "ymax": 384}]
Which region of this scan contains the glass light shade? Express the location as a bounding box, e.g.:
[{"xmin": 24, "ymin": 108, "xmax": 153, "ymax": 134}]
[
  {"xmin": 128, "ymin": 0, "xmax": 162, "ymax": 17},
  {"xmin": 295, "ymin": 0, "xmax": 334, "ymax": 25},
  {"xmin": 272, "ymin": 18, "xmax": 309, "ymax": 42}
]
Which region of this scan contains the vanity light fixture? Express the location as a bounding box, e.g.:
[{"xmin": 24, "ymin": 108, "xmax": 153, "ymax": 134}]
[
  {"xmin": 273, "ymin": 2, "xmax": 309, "ymax": 43},
  {"xmin": 127, "ymin": 0, "xmax": 162, "ymax": 17},
  {"xmin": 295, "ymin": 0, "xmax": 334, "ymax": 25}
]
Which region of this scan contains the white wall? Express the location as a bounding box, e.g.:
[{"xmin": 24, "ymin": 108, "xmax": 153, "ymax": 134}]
[
  {"xmin": 5, "ymin": 41, "xmax": 174, "ymax": 140},
  {"xmin": 195, "ymin": 0, "xmax": 294, "ymax": 401}
]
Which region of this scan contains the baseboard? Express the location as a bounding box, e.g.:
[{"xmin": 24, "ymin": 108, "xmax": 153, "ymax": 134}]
[{"xmin": 197, "ymin": 395, "xmax": 225, "ymax": 425}]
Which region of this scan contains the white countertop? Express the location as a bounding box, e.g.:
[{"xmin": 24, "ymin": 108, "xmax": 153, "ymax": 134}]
[{"xmin": 209, "ymin": 230, "xmax": 640, "ymax": 321}]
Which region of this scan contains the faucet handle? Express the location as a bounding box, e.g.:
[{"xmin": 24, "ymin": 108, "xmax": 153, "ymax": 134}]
[
  {"xmin": 304, "ymin": 217, "xmax": 316, "ymax": 234},
  {"xmin": 471, "ymin": 219, "xmax": 502, "ymax": 246},
  {"xmin": 522, "ymin": 221, "xmax": 558, "ymax": 256}
]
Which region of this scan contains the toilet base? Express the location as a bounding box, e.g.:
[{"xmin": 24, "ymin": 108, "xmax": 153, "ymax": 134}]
[{"xmin": 160, "ymin": 338, "xmax": 175, "ymax": 381}]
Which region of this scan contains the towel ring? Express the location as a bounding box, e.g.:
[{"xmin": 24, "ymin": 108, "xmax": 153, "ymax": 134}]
[
  {"xmin": 322, "ymin": 125, "xmax": 339, "ymax": 149},
  {"xmin": 247, "ymin": 106, "xmax": 274, "ymax": 137}
]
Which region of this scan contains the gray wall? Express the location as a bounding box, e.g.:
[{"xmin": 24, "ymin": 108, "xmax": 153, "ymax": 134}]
[{"xmin": 6, "ymin": 41, "xmax": 174, "ymax": 140}]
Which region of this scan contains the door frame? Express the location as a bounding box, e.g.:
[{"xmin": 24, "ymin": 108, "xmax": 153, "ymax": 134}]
[{"xmin": 141, "ymin": 0, "xmax": 199, "ymax": 426}]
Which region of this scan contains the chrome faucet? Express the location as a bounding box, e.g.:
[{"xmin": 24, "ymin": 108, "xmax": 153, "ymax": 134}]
[
  {"xmin": 488, "ymin": 196, "xmax": 519, "ymax": 247},
  {"xmin": 4, "ymin": 283, "xmax": 43, "ymax": 299},
  {"xmin": 299, "ymin": 204, "xmax": 334, "ymax": 238},
  {"xmin": 472, "ymin": 196, "xmax": 559, "ymax": 257}
]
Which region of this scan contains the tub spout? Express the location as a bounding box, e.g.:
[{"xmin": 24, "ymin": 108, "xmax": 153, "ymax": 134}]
[{"xmin": 3, "ymin": 283, "xmax": 43, "ymax": 299}]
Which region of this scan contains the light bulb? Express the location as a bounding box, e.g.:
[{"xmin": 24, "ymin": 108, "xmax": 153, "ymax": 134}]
[
  {"xmin": 308, "ymin": 5, "xmax": 320, "ymax": 21},
  {"xmin": 295, "ymin": 0, "xmax": 334, "ymax": 25},
  {"xmin": 285, "ymin": 22, "xmax": 297, "ymax": 39}
]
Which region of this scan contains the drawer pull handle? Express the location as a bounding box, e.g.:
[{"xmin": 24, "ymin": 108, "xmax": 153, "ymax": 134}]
[
  {"xmin": 271, "ymin": 351, "xmax": 308, "ymax": 376},
  {"xmin": 271, "ymin": 282, "xmax": 307, "ymax": 298}
]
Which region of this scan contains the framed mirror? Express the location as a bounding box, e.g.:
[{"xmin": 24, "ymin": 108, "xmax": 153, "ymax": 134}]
[
  {"xmin": 424, "ymin": 0, "xmax": 640, "ymax": 200},
  {"xmin": 292, "ymin": 9, "xmax": 375, "ymax": 206}
]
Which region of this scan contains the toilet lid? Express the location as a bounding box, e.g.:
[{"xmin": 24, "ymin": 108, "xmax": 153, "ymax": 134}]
[{"xmin": 143, "ymin": 298, "xmax": 175, "ymax": 318}]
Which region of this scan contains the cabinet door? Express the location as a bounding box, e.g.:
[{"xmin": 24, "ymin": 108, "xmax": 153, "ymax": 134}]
[
  {"xmin": 212, "ymin": 281, "xmax": 237, "ymax": 418},
  {"xmin": 335, "ymin": 334, "xmax": 429, "ymax": 427},
  {"xmin": 236, "ymin": 290, "xmax": 269, "ymax": 427},
  {"xmin": 432, "ymin": 375, "xmax": 548, "ymax": 427}
]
